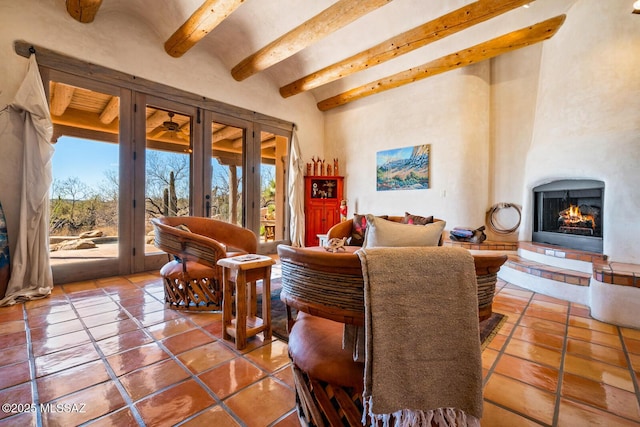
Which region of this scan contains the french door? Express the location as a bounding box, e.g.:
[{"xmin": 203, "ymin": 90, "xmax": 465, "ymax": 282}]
[
  {"xmin": 135, "ymin": 95, "xmax": 203, "ymax": 273},
  {"xmin": 46, "ymin": 70, "xmax": 130, "ymax": 284},
  {"xmin": 45, "ymin": 71, "xmax": 290, "ymax": 284},
  {"xmin": 204, "ymin": 113, "xmax": 291, "ymax": 250}
]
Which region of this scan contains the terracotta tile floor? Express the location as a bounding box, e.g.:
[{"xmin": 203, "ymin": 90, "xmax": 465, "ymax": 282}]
[{"xmin": 1, "ymin": 269, "xmax": 640, "ymax": 426}]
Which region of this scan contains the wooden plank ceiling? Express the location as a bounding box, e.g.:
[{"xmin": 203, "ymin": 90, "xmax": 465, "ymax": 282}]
[
  {"xmin": 48, "ymin": 82, "xmax": 277, "ymax": 162},
  {"xmin": 61, "ymin": 0, "xmax": 566, "ymax": 116}
]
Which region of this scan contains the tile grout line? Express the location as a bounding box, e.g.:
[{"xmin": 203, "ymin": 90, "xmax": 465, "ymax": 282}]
[
  {"xmin": 62, "ymin": 283, "xmax": 148, "ymax": 427},
  {"xmin": 113, "ymin": 278, "xmax": 226, "ymax": 426},
  {"xmin": 556, "ymin": 313, "xmax": 640, "ymax": 424},
  {"xmin": 616, "ymin": 326, "xmax": 640, "ymax": 415},
  {"xmin": 550, "ymin": 299, "xmax": 572, "ymax": 427},
  {"xmin": 482, "ymin": 282, "xmax": 556, "ymax": 427},
  {"xmin": 8, "ymin": 272, "xmax": 292, "ymax": 426},
  {"xmin": 23, "ymin": 302, "xmax": 43, "ymax": 427},
  {"xmin": 117, "ymin": 276, "xmax": 270, "ymax": 427}
]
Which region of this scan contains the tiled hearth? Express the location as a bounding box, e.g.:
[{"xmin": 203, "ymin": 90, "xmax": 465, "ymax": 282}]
[
  {"xmin": 1, "ymin": 270, "xmax": 640, "ymax": 426},
  {"xmin": 448, "ymin": 238, "xmax": 640, "ymax": 329},
  {"xmin": 446, "ymin": 239, "xmax": 640, "ymax": 290}
]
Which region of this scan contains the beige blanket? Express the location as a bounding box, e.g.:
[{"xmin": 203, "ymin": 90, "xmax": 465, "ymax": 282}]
[{"xmin": 356, "ymin": 246, "xmax": 483, "ymax": 426}]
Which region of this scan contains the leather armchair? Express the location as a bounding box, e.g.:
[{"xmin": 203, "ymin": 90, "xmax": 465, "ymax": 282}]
[{"xmin": 151, "ymin": 216, "xmax": 257, "ymax": 310}]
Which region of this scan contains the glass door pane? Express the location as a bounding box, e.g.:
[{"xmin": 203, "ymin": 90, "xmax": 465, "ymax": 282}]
[
  {"xmin": 210, "ymin": 121, "xmax": 244, "ymax": 226},
  {"xmin": 48, "ymin": 80, "xmax": 122, "ymax": 281},
  {"xmin": 259, "ymin": 130, "xmax": 289, "ymax": 245},
  {"xmin": 144, "ymin": 107, "xmax": 192, "ymax": 255}
]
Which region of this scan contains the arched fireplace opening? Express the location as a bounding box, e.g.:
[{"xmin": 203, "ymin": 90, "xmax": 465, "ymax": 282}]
[{"xmin": 532, "ymin": 179, "xmax": 604, "ymax": 253}]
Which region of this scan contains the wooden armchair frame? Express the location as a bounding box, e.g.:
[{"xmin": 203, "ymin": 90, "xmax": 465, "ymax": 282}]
[{"xmin": 151, "ymin": 216, "xmax": 257, "ymax": 310}]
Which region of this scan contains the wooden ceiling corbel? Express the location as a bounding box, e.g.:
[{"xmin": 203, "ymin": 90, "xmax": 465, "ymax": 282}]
[
  {"xmin": 230, "ymin": 0, "xmax": 393, "ymax": 82},
  {"xmin": 165, "ymin": 0, "xmax": 246, "ymax": 58},
  {"xmin": 280, "ymin": 0, "xmax": 534, "ymax": 98},
  {"xmin": 65, "ymin": 0, "xmax": 103, "ymax": 23},
  {"xmin": 317, "ymin": 15, "xmax": 566, "ymax": 111}
]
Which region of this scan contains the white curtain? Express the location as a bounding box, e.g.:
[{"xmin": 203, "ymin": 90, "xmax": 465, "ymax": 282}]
[
  {"xmin": 288, "ymin": 130, "xmax": 305, "ymax": 247},
  {"xmin": 0, "ymin": 54, "xmax": 54, "ymax": 306}
]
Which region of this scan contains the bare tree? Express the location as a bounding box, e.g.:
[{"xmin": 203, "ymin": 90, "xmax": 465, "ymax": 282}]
[
  {"xmin": 59, "ymin": 177, "xmax": 94, "ymax": 224},
  {"xmin": 145, "ymin": 151, "xmax": 190, "ymax": 217}
]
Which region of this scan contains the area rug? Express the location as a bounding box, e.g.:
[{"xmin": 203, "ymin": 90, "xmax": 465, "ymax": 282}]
[{"xmin": 258, "ymin": 278, "xmax": 507, "ymax": 348}]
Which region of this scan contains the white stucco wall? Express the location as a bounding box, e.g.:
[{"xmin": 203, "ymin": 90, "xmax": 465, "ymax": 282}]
[
  {"xmin": 0, "ymin": 1, "xmax": 324, "ymax": 141},
  {"xmin": 519, "ymin": 0, "xmax": 640, "ymax": 263},
  {"xmin": 326, "ymin": 0, "xmax": 639, "ymax": 263},
  {"xmin": 1, "ymin": 0, "xmax": 638, "ymax": 264},
  {"xmin": 488, "ymin": 45, "xmax": 543, "ymax": 242},
  {"xmin": 324, "ymin": 62, "xmax": 491, "ymax": 230}
]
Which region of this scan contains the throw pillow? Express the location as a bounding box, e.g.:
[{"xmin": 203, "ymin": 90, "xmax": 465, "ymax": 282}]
[
  {"xmin": 363, "ymin": 214, "xmax": 446, "ymax": 248},
  {"xmin": 348, "ymin": 214, "xmax": 368, "ymax": 246},
  {"xmin": 348, "ymin": 214, "xmax": 390, "ymax": 246},
  {"xmin": 403, "ymin": 212, "xmax": 434, "ymax": 225}
]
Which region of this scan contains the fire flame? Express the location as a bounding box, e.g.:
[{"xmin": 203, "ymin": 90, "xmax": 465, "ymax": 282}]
[{"xmin": 560, "ymin": 205, "xmax": 595, "ymax": 229}]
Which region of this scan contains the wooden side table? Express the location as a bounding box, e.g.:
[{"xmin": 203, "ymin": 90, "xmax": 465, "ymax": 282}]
[{"xmin": 217, "ymin": 255, "xmax": 275, "ymax": 349}]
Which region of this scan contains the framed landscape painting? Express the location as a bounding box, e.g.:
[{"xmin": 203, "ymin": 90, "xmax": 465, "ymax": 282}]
[{"xmin": 376, "ymin": 144, "xmax": 430, "ymax": 191}]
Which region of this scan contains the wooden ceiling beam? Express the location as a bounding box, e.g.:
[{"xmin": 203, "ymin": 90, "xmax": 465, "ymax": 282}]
[
  {"xmin": 231, "ymin": 137, "xmax": 243, "ymax": 149},
  {"xmin": 145, "ymin": 110, "xmax": 170, "ymax": 131},
  {"xmin": 52, "ymin": 124, "xmax": 117, "ymax": 144},
  {"xmin": 280, "ymin": 0, "xmax": 533, "ymax": 98},
  {"xmin": 231, "ymin": 0, "xmax": 393, "ymax": 81},
  {"xmin": 213, "ymin": 125, "xmax": 243, "ymax": 142},
  {"xmin": 317, "ymin": 15, "xmax": 566, "ymax": 111},
  {"xmin": 65, "ymin": 0, "xmax": 103, "ymax": 23},
  {"xmin": 213, "ymin": 141, "xmax": 241, "ymax": 154},
  {"xmin": 52, "ymin": 108, "xmax": 118, "ymax": 134},
  {"xmin": 50, "ymin": 83, "xmax": 75, "ymax": 116},
  {"xmin": 261, "ymin": 137, "xmax": 276, "ymax": 149},
  {"xmin": 229, "ymin": 133, "xmax": 275, "ymax": 149},
  {"xmin": 99, "ymin": 96, "xmax": 119, "ymax": 124},
  {"xmin": 165, "ymin": 0, "xmax": 245, "ymax": 58}
]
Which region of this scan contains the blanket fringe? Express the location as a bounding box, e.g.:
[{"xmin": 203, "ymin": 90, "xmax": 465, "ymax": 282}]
[{"xmin": 363, "ymin": 397, "xmax": 480, "ymax": 427}]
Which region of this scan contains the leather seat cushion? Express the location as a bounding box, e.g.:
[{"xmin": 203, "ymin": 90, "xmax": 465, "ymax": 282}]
[
  {"xmin": 160, "ymin": 260, "xmax": 216, "ymax": 279},
  {"xmin": 288, "ymin": 312, "xmax": 364, "ymax": 390}
]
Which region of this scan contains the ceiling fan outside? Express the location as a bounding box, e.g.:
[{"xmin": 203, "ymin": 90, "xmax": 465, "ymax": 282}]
[
  {"xmin": 162, "ymin": 112, "xmax": 181, "ymax": 132},
  {"xmin": 158, "ymin": 111, "xmax": 190, "ymax": 143}
]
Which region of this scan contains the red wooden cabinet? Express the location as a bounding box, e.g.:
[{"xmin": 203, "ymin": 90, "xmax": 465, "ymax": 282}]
[{"xmin": 304, "ymin": 176, "xmax": 344, "ymax": 247}]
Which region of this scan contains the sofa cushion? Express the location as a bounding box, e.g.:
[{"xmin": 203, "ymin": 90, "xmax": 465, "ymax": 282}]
[
  {"xmin": 363, "ymin": 215, "xmax": 446, "ymax": 247},
  {"xmin": 402, "ymin": 212, "xmax": 434, "ymax": 225},
  {"xmin": 347, "ymin": 214, "xmax": 389, "ymax": 246}
]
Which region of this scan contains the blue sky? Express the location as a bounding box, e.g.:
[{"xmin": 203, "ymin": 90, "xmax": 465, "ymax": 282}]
[
  {"xmin": 51, "ymin": 136, "xmax": 273, "ymax": 193},
  {"xmin": 52, "ymin": 136, "xmax": 119, "ymax": 190}
]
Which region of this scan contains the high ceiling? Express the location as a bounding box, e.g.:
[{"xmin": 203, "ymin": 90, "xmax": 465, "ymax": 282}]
[{"xmin": 66, "ymin": 0, "xmax": 577, "ymax": 110}]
